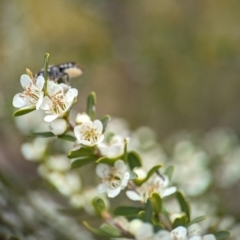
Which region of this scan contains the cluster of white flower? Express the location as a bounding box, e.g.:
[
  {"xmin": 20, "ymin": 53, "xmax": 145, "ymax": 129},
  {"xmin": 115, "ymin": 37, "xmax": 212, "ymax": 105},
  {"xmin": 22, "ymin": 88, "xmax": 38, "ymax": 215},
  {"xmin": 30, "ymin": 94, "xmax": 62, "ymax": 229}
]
[
  {"xmin": 114, "ymin": 218, "xmax": 216, "ymax": 240},
  {"xmin": 12, "ymin": 60, "xmax": 232, "ymax": 240}
]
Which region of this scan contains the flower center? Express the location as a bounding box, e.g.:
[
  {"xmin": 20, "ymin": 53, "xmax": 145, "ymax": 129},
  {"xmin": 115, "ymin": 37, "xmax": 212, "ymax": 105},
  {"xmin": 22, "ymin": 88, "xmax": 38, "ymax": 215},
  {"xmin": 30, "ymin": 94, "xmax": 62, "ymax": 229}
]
[
  {"xmin": 21, "ymin": 83, "xmax": 40, "ymax": 105},
  {"xmin": 50, "ymin": 90, "xmax": 67, "ymax": 114},
  {"xmin": 82, "ymin": 126, "xmax": 99, "ymax": 143}
]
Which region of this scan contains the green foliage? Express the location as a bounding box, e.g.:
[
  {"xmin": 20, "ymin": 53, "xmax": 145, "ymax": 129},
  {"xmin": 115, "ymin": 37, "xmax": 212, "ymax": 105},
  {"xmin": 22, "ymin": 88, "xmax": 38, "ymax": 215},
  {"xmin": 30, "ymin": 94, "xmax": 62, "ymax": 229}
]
[
  {"xmin": 13, "ymin": 106, "xmax": 36, "ymax": 117},
  {"xmin": 214, "ymin": 230, "xmax": 231, "ymax": 240},
  {"xmin": 83, "ymin": 222, "xmax": 121, "ymax": 237},
  {"xmin": 86, "ymin": 92, "xmax": 96, "ymax": 120},
  {"xmin": 163, "ymin": 165, "xmax": 175, "ymax": 180},
  {"xmin": 176, "ymin": 191, "xmax": 191, "ymax": 223},
  {"xmin": 173, "ymin": 214, "xmax": 188, "ymax": 228},
  {"xmin": 101, "ymin": 115, "xmax": 111, "ymax": 133},
  {"xmin": 29, "ymin": 131, "xmax": 55, "ymax": 138},
  {"xmin": 113, "ymin": 206, "xmax": 143, "ymax": 217},
  {"xmin": 135, "ymin": 164, "xmax": 163, "ymax": 185},
  {"xmin": 127, "ymin": 151, "xmax": 142, "ymax": 170},
  {"xmin": 71, "ymin": 156, "xmax": 98, "ymax": 169},
  {"xmin": 92, "ymin": 197, "xmax": 107, "ymax": 216},
  {"xmin": 187, "ymin": 216, "xmax": 206, "ymax": 226}
]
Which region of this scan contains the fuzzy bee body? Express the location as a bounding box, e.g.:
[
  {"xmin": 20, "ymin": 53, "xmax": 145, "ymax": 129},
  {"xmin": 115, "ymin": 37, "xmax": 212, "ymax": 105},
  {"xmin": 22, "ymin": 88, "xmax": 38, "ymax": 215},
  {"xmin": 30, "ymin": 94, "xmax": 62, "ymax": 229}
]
[{"xmin": 36, "ymin": 62, "xmax": 83, "ymax": 83}]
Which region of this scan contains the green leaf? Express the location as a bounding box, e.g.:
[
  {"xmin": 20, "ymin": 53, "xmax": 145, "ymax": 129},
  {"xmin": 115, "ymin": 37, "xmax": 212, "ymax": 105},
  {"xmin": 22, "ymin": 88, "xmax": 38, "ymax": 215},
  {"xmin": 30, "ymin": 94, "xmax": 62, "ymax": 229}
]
[
  {"xmin": 187, "ymin": 216, "xmax": 206, "ymax": 226},
  {"xmin": 13, "ymin": 106, "xmax": 36, "ymax": 117},
  {"xmin": 113, "ymin": 206, "xmax": 143, "ymax": 217},
  {"xmin": 145, "ymin": 198, "xmax": 153, "ymax": 222},
  {"xmin": 173, "ymin": 214, "xmax": 188, "ymax": 228},
  {"xmin": 135, "ymin": 164, "xmax": 163, "ymax": 185},
  {"xmin": 86, "ymin": 92, "xmax": 96, "ymax": 120},
  {"xmin": 149, "ymin": 193, "xmax": 162, "ymax": 214},
  {"xmin": 43, "ymin": 53, "xmax": 50, "ymax": 93},
  {"xmin": 127, "ymin": 151, "xmax": 142, "ymax": 170},
  {"xmin": 68, "ymin": 146, "xmax": 95, "ymax": 159},
  {"xmin": 29, "ymin": 131, "xmax": 55, "ymax": 138},
  {"xmin": 176, "ymin": 191, "xmax": 191, "ymax": 222},
  {"xmin": 163, "ymin": 165, "xmax": 175, "ymax": 180},
  {"xmin": 101, "ymin": 115, "xmax": 111, "ymax": 132},
  {"xmin": 124, "ymin": 138, "xmax": 128, "ymax": 163},
  {"xmin": 214, "ymin": 230, "xmax": 231, "ymax": 240},
  {"xmin": 96, "ymin": 156, "xmax": 124, "ymax": 165},
  {"xmin": 58, "ymin": 134, "xmax": 76, "ymax": 142},
  {"xmin": 83, "ymin": 222, "xmax": 121, "ymax": 237},
  {"xmin": 92, "ymin": 197, "xmax": 107, "ymax": 215},
  {"xmin": 71, "ymin": 156, "xmax": 98, "ymax": 169},
  {"xmin": 8, "ymin": 237, "xmax": 20, "ymax": 240}
]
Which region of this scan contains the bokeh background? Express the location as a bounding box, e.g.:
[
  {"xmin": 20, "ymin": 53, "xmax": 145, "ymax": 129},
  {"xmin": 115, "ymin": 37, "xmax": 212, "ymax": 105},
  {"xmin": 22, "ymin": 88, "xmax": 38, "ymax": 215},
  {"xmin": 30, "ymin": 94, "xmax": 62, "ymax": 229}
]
[{"xmin": 1, "ymin": 0, "xmax": 240, "ymax": 239}]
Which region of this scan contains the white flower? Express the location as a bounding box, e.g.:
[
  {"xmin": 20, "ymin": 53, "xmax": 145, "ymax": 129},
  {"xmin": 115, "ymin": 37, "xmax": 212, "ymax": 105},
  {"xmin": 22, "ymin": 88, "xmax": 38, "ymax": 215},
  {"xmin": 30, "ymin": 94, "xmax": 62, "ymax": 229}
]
[
  {"xmin": 74, "ymin": 120, "xmax": 104, "ymax": 146},
  {"xmin": 41, "ymin": 80, "xmax": 78, "ymax": 122},
  {"xmin": 188, "ymin": 224, "xmax": 201, "ymax": 238},
  {"xmin": 75, "ymin": 112, "xmax": 91, "ymax": 124},
  {"xmin": 126, "ymin": 173, "xmax": 177, "ymax": 202},
  {"xmin": 21, "ymin": 138, "xmax": 48, "ymax": 161},
  {"xmin": 70, "ymin": 188, "xmax": 109, "ymax": 214},
  {"xmin": 46, "ymin": 155, "xmax": 70, "ymax": 171},
  {"xmin": 13, "ymin": 74, "xmax": 45, "ymax": 110},
  {"xmin": 189, "ymin": 235, "xmax": 216, "ymax": 240},
  {"xmin": 98, "ymin": 135, "xmax": 125, "ymax": 158},
  {"xmin": 154, "ymin": 230, "xmax": 172, "ymax": 240},
  {"xmin": 128, "ymin": 219, "xmax": 154, "ymax": 240},
  {"xmin": 96, "ymin": 160, "xmax": 130, "ymax": 198},
  {"xmin": 49, "ymin": 118, "xmax": 68, "ymax": 135},
  {"xmin": 171, "ymin": 226, "xmax": 187, "ymax": 240}
]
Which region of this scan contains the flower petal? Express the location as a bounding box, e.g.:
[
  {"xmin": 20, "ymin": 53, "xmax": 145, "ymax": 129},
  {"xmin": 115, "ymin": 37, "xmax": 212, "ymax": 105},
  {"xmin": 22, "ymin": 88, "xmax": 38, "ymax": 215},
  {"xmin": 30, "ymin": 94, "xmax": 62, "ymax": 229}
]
[
  {"xmin": 40, "ymin": 96, "xmax": 52, "ymax": 111},
  {"xmin": 126, "ymin": 190, "xmax": 141, "ymax": 201},
  {"xmin": 114, "ymin": 160, "xmax": 126, "ymax": 173},
  {"xmin": 36, "ymin": 92, "xmax": 44, "ymax": 110},
  {"xmin": 97, "ymin": 183, "xmax": 107, "ymax": 193},
  {"xmin": 36, "ymin": 76, "xmax": 45, "ymax": 90},
  {"xmin": 44, "ymin": 114, "xmax": 58, "ymax": 122},
  {"xmin": 107, "ymin": 187, "xmax": 121, "ymax": 198},
  {"xmin": 96, "ymin": 163, "xmax": 110, "ymax": 178},
  {"xmin": 66, "ymin": 88, "xmax": 78, "ymax": 103},
  {"xmin": 20, "ymin": 74, "xmax": 32, "ymax": 88},
  {"xmin": 13, "ymin": 93, "xmax": 26, "ymax": 108},
  {"xmin": 161, "ymin": 186, "xmax": 177, "ymax": 198},
  {"xmin": 94, "ymin": 120, "xmax": 103, "ymax": 133}
]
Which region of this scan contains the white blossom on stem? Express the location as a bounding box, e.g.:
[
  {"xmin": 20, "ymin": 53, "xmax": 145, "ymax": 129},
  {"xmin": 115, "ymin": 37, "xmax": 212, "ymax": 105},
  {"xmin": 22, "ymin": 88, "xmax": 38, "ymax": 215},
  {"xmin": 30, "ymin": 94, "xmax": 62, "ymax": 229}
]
[
  {"xmin": 98, "ymin": 135, "xmax": 125, "ymax": 158},
  {"xmin": 75, "ymin": 112, "xmax": 91, "ymax": 124},
  {"xmin": 171, "ymin": 226, "xmax": 187, "ymax": 240},
  {"xmin": 49, "ymin": 118, "xmax": 68, "ymax": 135},
  {"xmin": 74, "ymin": 120, "xmax": 104, "ymax": 146},
  {"xmin": 126, "ymin": 172, "xmax": 177, "ymax": 202},
  {"xmin": 96, "ymin": 160, "xmax": 130, "ymax": 198},
  {"xmin": 13, "ymin": 74, "xmax": 45, "ymax": 110},
  {"xmin": 41, "ymin": 80, "xmax": 78, "ymax": 122}
]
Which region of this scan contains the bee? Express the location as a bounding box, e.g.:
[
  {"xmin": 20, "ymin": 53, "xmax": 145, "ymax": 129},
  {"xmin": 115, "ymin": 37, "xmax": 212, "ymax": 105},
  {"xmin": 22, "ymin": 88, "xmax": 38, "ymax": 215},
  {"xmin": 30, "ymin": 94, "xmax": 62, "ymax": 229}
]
[{"xmin": 36, "ymin": 62, "xmax": 83, "ymax": 84}]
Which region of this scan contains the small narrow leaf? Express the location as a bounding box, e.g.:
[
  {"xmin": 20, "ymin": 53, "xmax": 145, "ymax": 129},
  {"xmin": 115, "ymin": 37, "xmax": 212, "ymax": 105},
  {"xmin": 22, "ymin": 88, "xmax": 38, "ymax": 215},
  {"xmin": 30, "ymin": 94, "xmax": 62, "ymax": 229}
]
[
  {"xmin": 145, "ymin": 198, "xmax": 153, "ymax": 222},
  {"xmin": 44, "ymin": 53, "xmax": 50, "ymax": 80},
  {"xmin": 83, "ymin": 222, "xmax": 121, "ymax": 237},
  {"xmin": 127, "ymin": 151, "xmax": 142, "ymax": 170},
  {"xmin": 86, "ymin": 92, "xmax": 96, "ymax": 120},
  {"xmin": 68, "ymin": 146, "xmax": 95, "ymax": 159},
  {"xmin": 163, "ymin": 165, "xmax": 175, "ymax": 180},
  {"xmin": 13, "ymin": 106, "xmax": 36, "ymax": 117},
  {"xmin": 214, "ymin": 230, "xmax": 231, "ymax": 240},
  {"xmin": 173, "ymin": 215, "xmax": 188, "ymax": 228},
  {"xmin": 149, "ymin": 193, "xmax": 162, "ymax": 214},
  {"xmin": 92, "ymin": 197, "xmax": 107, "ymax": 215},
  {"xmin": 135, "ymin": 164, "xmax": 163, "ymax": 185},
  {"xmin": 101, "ymin": 115, "xmax": 111, "ymax": 132},
  {"xmin": 58, "ymin": 134, "xmax": 76, "ymax": 142},
  {"xmin": 113, "ymin": 206, "xmax": 143, "ymax": 217},
  {"xmin": 71, "ymin": 156, "xmax": 98, "ymax": 169},
  {"xmin": 187, "ymin": 216, "xmax": 206, "ymax": 226},
  {"xmin": 29, "ymin": 131, "xmax": 55, "ymax": 138},
  {"xmin": 176, "ymin": 191, "xmax": 191, "ymax": 222}
]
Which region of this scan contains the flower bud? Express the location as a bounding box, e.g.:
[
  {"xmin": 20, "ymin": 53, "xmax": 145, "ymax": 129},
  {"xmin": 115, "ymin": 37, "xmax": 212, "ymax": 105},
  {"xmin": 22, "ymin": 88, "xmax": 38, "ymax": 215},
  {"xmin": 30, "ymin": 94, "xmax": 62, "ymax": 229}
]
[{"xmin": 49, "ymin": 118, "xmax": 68, "ymax": 135}]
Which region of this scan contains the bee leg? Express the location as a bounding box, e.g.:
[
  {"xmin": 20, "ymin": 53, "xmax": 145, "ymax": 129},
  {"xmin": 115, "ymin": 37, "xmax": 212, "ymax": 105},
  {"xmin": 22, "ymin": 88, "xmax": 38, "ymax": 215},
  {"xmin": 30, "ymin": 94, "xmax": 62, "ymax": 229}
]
[{"xmin": 61, "ymin": 73, "xmax": 70, "ymax": 84}]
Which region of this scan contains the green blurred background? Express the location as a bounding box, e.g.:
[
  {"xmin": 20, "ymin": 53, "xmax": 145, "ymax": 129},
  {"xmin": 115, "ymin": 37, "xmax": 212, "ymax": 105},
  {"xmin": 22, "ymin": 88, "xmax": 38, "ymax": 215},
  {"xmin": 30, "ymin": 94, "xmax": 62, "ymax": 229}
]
[{"xmin": 2, "ymin": 0, "xmax": 240, "ymax": 139}]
